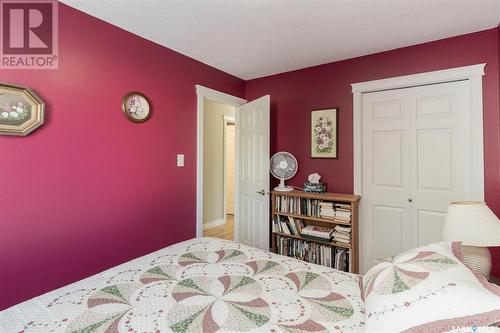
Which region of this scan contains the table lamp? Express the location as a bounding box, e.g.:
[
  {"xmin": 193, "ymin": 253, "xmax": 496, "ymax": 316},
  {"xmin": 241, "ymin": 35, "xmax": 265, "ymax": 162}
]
[{"xmin": 442, "ymin": 201, "xmax": 500, "ymax": 279}]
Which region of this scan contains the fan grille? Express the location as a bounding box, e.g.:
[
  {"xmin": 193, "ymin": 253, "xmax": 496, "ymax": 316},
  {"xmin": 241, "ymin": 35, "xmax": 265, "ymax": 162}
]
[{"xmin": 270, "ymin": 152, "xmax": 298, "ymax": 180}]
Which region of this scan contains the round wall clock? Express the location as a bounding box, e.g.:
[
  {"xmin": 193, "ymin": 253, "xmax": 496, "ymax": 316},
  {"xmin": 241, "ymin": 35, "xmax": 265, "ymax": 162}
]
[{"xmin": 121, "ymin": 92, "xmax": 151, "ymax": 123}]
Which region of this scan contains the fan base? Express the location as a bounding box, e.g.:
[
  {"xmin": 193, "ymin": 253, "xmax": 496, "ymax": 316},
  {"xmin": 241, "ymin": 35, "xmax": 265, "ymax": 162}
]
[{"xmin": 273, "ymin": 185, "xmax": 294, "ymax": 192}]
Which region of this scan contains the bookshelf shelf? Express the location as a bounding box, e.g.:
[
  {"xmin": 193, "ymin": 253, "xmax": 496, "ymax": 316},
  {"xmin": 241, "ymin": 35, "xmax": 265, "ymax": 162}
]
[{"xmin": 271, "ymin": 190, "xmax": 360, "ymax": 273}]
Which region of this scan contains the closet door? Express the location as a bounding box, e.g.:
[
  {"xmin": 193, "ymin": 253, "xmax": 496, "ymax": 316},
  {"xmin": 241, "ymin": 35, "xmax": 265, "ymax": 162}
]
[
  {"xmin": 410, "ymin": 81, "xmax": 471, "ymax": 246},
  {"xmin": 362, "ymin": 80, "xmax": 473, "ymax": 271},
  {"xmin": 362, "ymin": 89, "xmax": 413, "ymax": 269}
]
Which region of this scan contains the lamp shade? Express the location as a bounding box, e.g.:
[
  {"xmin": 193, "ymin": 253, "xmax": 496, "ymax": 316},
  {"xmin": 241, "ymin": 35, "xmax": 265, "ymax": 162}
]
[{"xmin": 442, "ymin": 201, "xmax": 500, "ymax": 246}]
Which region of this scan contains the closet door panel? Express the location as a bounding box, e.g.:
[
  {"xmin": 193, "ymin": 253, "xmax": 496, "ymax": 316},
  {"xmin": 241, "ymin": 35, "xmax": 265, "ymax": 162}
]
[
  {"xmin": 410, "ymin": 81, "xmax": 471, "ymax": 247},
  {"xmin": 373, "ymin": 205, "xmax": 405, "ymax": 261},
  {"xmin": 362, "ymin": 90, "xmax": 412, "ymax": 270}
]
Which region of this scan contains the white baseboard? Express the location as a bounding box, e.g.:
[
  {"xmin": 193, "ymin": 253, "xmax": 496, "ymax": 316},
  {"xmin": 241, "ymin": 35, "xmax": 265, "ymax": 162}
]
[{"xmin": 203, "ymin": 218, "xmax": 226, "ymax": 231}]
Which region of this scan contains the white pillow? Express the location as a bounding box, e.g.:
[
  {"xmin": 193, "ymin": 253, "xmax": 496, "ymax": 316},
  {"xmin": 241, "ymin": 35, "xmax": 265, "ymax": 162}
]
[{"xmin": 363, "ymin": 242, "xmax": 500, "ymax": 332}]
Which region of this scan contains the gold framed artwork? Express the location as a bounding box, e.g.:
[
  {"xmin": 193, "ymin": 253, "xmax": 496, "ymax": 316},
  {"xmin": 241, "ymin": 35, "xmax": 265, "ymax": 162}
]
[
  {"xmin": 311, "ymin": 108, "xmax": 338, "ymax": 158},
  {"xmin": 121, "ymin": 92, "xmax": 151, "ymax": 123},
  {"xmin": 0, "ymin": 82, "xmax": 45, "ymax": 136}
]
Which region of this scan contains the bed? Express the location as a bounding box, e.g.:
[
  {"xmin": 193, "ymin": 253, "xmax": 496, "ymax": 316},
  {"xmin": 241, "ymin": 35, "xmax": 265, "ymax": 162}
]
[{"xmin": 0, "ymin": 237, "xmax": 498, "ymax": 333}]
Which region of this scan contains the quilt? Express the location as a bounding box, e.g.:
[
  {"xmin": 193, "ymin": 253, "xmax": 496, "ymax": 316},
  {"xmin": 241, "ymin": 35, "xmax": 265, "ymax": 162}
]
[{"xmin": 0, "ymin": 237, "xmax": 365, "ymax": 333}]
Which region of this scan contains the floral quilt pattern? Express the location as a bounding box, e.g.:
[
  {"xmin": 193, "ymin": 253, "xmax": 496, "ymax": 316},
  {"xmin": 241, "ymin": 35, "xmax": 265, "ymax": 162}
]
[
  {"xmin": 363, "ymin": 250, "xmax": 457, "ymax": 297},
  {"xmin": 0, "ymin": 238, "xmax": 365, "ymax": 333}
]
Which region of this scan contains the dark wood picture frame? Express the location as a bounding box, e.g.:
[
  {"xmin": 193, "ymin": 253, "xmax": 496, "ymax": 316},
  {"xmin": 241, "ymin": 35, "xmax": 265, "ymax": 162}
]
[{"xmin": 311, "ymin": 108, "xmax": 338, "ymax": 159}]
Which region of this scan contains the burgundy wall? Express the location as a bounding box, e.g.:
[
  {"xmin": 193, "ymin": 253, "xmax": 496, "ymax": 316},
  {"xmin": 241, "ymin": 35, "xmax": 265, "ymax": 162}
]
[
  {"xmin": 246, "ymin": 28, "xmax": 500, "ymax": 277},
  {"xmin": 0, "ymin": 4, "xmax": 244, "ymax": 310}
]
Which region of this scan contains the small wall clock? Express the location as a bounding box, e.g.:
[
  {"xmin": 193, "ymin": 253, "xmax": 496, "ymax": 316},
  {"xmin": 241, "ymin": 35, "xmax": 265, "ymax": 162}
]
[{"xmin": 121, "ymin": 92, "xmax": 151, "ymax": 123}]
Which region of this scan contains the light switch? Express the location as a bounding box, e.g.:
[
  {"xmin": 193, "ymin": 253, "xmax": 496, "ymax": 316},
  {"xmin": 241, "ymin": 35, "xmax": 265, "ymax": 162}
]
[{"xmin": 177, "ymin": 154, "xmax": 184, "ymax": 167}]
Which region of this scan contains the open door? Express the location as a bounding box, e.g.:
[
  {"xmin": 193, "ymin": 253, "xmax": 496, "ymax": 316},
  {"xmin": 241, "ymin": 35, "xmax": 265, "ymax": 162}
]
[{"xmin": 235, "ymin": 95, "xmax": 270, "ymax": 250}]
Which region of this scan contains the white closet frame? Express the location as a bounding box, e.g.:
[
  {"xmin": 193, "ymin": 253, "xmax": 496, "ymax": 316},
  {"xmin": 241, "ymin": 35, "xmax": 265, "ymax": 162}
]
[{"xmin": 351, "ymin": 64, "xmax": 486, "ymax": 273}]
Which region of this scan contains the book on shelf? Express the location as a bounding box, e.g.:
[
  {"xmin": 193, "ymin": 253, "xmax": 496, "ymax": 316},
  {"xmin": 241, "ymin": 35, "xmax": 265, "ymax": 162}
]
[
  {"xmin": 300, "ymin": 225, "xmax": 334, "ymax": 241},
  {"xmin": 334, "ymin": 217, "xmax": 351, "ymax": 224},
  {"xmin": 333, "ymin": 225, "xmax": 351, "ymax": 244},
  {"xmin": 335, "ymin": 211, "xmax": 351, "ymax": 218},
  {"xmin": 300, "ymin": 198, "xmax": 321, "ymax": 217},
  {"xmin": 335, "ymin": 210, "xmax": 351, "ymax": 221},
  {"xmin": 319, "ymin": 202, "xmax": 335, "ymax": 219},
  {"xmin": 332, "ymin": 232, "xmax": 351, "ymax": 238},
  {"xmin": 275, "ymin": 196, "xmax": 353, "ymax": 221},
  {"xmin": 282, "ymin": 221, "xmax": 291, "ymax": 234},
  {"xmin": 333, "ymin": 236, "xmax": 351, "ymax": 244},
  {"xmin": 275, "ymin": 235, "xmax": 350, "ymax": 271},
  {"xmin": 335, "ymin": 203, "xmax": 351, "ymax": 210},
  {"xmin": 275, "ymin": 195, "xmax": 325, "ymax": 218},
  {"xmin": 320, "ymin": 211, "xmax": 335, "ymax": 219},
  {"xmin": 272, "ymin": 215, "xmax": 304, "ymax": 237},
  {"xmin": 334, "ymin": 248, "xmax": 349, "ymax": 272},
  {"xmin": 334, "ymin": 225, "xmax": 352, "ymax": 232}
]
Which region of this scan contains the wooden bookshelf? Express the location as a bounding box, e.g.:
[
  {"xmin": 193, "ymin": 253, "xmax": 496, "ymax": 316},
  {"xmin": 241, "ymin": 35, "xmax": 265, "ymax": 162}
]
[{"xmin": 271, "ymin": 190, "xmax": 360, "ymax": 273}]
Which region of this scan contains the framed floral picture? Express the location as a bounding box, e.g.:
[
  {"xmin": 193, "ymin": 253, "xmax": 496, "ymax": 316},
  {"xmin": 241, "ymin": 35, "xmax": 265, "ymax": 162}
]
[
  {"xmin": 311, "ymin": 108, "xmax": 337, "ymax": 158},
  {"xmin": 121, "ymin": 92, "xmax": 151, "ymax": 123},
  {"xmin": 0, "ymin": 83, "xmax": 45, "ymax": 136}
]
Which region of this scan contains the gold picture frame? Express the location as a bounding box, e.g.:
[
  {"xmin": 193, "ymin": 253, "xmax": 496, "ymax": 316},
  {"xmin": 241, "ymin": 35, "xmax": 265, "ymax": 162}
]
[
  {"xmin": 121, "ymin": 91, "xmax": 152, "ymax": 123},
  {"xmin": 311, "ymin": 108, "xmax": 338, "ymax": 158},
  {"xmin": 0, "ymin": 82, "xmax": 45, "ymax": 136}
]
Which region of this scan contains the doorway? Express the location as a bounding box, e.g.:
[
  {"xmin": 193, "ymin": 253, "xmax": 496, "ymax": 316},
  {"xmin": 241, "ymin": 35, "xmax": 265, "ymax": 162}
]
[
  {"xmin": 195, "ymin": 85, "xmax": 247, "ymax": 240},
  {"xmin": 202, "ymin": 99, "xmax": 236, "ymax": 240},
  {"xmin": 196, "ymin": 85, "xmax": 271, "ymax": 249}
]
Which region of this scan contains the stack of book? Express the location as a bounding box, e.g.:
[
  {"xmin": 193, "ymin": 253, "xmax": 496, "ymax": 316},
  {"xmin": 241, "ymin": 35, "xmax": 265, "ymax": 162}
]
[
  {"xmin": 334, "ymin": 203, "xmax": 352, "ymax": 224},
  {"xmin": 319, "ymin": 202, "xmax": 335, "ymax": 219},
  {"xmin": 333, "ymin": 225, "xmax": 351, "ymax": 244},
  {"xmin": 300, "ymin": 225, "xmax": 334, "ymax": 241}
]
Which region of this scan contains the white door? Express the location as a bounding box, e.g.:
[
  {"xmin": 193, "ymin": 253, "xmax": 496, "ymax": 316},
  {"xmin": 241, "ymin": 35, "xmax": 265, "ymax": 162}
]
[
  {"xmin": 362, "ymin": 89, "xmax": 413, "ymax": 267},
  {"xmin": 409, "ymin": 81, "xmax": 471, "ymax": 246},
  {"xmin": 362, "ymin": 80, "xmax": 472, "ymax": 271},
  {"xmin": 236, "ymin": 95, "xmax": 270, "ymax": 250}
]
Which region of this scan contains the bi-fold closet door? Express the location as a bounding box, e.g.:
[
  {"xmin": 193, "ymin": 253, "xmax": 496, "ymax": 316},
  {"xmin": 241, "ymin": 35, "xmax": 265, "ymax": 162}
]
[{"xmin": 362, "ymin": 80, "xmax": 472, "ymax": 268}]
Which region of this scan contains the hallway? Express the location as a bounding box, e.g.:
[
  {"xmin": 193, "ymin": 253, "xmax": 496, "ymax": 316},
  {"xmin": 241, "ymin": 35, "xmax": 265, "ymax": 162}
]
[{"xmin": 203, "ymin": 215, "xmax": 234, "ymax": 240}]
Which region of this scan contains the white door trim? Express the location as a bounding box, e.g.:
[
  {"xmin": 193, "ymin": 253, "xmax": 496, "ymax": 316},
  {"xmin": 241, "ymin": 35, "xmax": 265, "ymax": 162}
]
[
  {"xmin": 196, "ymin": 85, "xmax": 246, "ymax": 238},
  {"xmin": 351, "ymin": 63, "xmax": 486, "ymax": 273},
  {"xmin": 351, "ymin": 63, "xmax": 486, "ymax": 93},
  {"xmin": 223, "ymin": 116, "xmax": 236, "ymax": 226}
]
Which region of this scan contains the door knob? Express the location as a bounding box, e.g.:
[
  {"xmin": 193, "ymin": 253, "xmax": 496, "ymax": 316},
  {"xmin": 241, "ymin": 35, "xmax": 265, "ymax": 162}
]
[
  {"xmin": 256, "ymin": 190, "xmax": 266, "ymax": 196},
  {"xmin": 408, "ymin": 198, "xmax": 413, "ymax": 202}
]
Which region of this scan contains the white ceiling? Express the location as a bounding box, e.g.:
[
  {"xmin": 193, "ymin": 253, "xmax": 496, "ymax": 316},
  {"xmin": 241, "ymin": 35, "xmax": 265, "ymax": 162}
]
[{"xmin": 60, "ymin": 0, "xmax": 500, "ymax": 80}]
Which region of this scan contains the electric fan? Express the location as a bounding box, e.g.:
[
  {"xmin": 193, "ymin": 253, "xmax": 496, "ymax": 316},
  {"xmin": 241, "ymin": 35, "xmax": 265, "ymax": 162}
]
[{"xmin": 270, "ymin": 152, "xmax": 298, "ymax": 192}]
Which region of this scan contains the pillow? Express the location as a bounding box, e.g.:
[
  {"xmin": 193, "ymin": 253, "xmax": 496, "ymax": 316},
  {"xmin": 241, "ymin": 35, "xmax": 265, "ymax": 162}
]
[{"xmin": 363, "ymin": 242, "xmax": 500, "ymax": 332}]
